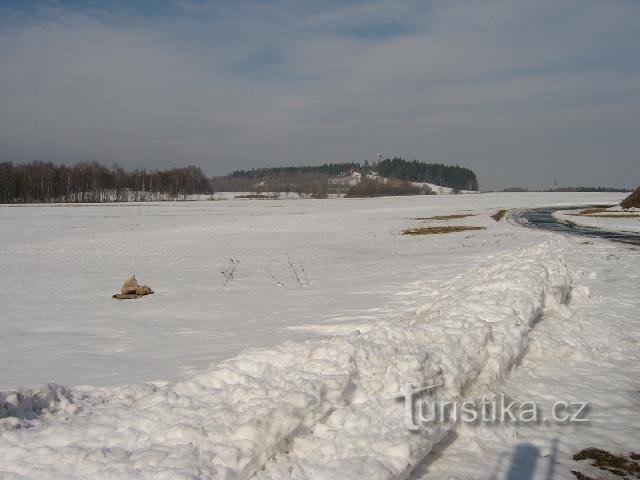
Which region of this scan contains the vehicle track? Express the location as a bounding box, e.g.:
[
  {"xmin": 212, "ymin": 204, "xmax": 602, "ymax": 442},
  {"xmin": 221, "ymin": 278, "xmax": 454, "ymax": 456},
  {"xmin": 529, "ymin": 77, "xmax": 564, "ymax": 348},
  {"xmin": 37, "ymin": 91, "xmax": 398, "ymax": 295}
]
[{"xmin": 510, "ymin": 205, "xmax": 640, "ymax": 245}]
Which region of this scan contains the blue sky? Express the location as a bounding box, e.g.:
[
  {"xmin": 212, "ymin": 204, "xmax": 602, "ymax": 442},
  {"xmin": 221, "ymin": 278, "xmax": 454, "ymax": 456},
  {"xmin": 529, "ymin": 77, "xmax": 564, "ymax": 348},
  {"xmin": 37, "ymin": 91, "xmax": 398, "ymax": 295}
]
[{"xmin": 1, "ymin": 0, "xmax": 639, "ymax": 189}]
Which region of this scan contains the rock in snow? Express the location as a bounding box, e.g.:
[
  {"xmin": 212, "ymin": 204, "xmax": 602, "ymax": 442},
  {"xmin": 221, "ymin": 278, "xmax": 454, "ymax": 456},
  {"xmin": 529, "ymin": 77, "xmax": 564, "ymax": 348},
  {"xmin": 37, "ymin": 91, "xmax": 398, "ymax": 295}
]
[{"xmin": 113, "ymin": 274, "xmax": 153, "ymax": 299}]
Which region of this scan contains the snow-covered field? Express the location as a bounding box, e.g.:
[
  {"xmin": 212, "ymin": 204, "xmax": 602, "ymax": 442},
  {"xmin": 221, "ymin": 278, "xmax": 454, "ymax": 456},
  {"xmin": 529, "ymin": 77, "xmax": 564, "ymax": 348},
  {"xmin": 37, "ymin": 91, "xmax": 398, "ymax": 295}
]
[{"xmin": 1, "ymin": 192, "xmax": 638, "ymax": 480}]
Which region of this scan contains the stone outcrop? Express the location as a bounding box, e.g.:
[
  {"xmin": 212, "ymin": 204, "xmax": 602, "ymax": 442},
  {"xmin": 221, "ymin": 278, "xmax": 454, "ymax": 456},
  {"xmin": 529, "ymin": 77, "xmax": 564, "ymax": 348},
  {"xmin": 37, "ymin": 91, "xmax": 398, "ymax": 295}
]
[{"xmin": 113, "ymin": 275, "xmax": 154, "ymax": 300}]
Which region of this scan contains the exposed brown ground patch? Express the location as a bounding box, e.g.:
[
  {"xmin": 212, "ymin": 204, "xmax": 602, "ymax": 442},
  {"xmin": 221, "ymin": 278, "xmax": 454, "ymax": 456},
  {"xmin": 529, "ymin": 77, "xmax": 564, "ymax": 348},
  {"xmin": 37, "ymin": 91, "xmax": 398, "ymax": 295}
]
[
  {"xmin": 402, "ymin": 226, "xmax": 486, "ymax": 235},
  {"xmin": 572, "ymin": 448, "xmax": 640, "ymax": 478},
  {"xmin": 621, "ymin": 187, "xmax": 640, "ymax": 209},
  {"xmin": 578, "ymin": 208, "xmax": 609, "ymax": 215},
  {"xmin": 491, "ymin": 210, "xmax": 507, "ymax": 222},
  {"xmin": 415, "ymin": 214, "xmax": 475, "ymax": 221}
]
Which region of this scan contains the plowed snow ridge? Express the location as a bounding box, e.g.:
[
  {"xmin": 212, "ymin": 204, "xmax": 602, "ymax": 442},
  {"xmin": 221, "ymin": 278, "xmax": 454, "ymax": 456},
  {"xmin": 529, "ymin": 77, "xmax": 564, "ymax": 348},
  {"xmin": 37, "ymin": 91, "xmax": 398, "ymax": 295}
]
[{"xmin": 0, "ymin": 242, "xmax": 571, "ymax": 480}]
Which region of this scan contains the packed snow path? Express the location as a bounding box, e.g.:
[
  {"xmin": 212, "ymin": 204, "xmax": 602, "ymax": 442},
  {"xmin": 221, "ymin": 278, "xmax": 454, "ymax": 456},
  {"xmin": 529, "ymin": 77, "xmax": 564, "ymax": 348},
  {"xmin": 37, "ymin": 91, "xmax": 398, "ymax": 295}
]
[{"xmin": 0, "ymin": 242, "xmax": 572, "ymax": 480}]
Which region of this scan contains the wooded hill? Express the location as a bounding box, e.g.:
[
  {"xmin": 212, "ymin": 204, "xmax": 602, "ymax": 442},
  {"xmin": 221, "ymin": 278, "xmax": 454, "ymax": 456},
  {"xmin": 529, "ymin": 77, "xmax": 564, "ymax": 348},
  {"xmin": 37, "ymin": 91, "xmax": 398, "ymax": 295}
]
[{"xmin": 215, "ymin": 158, "xmax": 478, "ymax": 192}]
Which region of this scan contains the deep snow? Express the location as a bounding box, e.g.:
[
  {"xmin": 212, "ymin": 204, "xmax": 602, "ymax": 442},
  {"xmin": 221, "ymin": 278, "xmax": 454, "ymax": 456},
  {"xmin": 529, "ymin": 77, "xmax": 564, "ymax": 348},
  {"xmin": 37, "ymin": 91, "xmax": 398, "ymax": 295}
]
[{"xmin": 0, "ymin": 192, "xmax": 637, "ymax": 480}]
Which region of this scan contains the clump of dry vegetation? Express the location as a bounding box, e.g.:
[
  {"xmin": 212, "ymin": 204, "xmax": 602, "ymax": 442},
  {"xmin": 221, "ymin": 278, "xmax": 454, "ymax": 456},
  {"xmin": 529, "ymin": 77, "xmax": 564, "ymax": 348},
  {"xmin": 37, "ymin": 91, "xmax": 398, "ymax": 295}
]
[
  {"xmin": 620, "ymin": 186, "xmax": 640, "ymax": 209},
  {"xmin": 402, "ymin": 226, "xmax": 486, "ymax": 235},
  {"xmin": 221, "ymin": 258, "xmax": 240, "ymax": 287},
  {"xmin": 570, "ymin": 471, "xmax": 593, "ymax": 480},
  {"xmin": 571, "ymin": 206, "xmax": 640, "ymax": 218},
  {"xmin": 578, "ymin": 208, "xmax": 609, "ymax": 215},
  {"xmin": 346, "ymin": 177, "xmax": 433, "ymax": 197},
  {"xmin": 571, "ymin": 448, "xmax": 640, "ymax": 479},
  {"xmin": 415, "ymin": 214, "xmax": 475, "ymax": 221},
  {"xmin": 491, "ymin": 210, "xmax": 507, "ymax": 222}
]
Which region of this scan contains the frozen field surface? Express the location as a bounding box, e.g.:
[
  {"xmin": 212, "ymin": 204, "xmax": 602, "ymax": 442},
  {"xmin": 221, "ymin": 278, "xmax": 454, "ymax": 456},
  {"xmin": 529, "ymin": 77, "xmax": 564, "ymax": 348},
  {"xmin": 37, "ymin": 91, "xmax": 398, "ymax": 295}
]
[{"xmin": 1, "ymin": 192, "xmax": 638, "ymax": 480}]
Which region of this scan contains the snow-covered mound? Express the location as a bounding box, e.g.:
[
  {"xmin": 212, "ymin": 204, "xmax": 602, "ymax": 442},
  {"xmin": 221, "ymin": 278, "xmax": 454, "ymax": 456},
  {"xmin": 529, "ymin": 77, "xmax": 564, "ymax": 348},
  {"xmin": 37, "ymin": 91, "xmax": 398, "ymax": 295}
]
[
  {"xmin": 0, "ymin": 242, "xmax": 571, "ymax": 480},
  {"xmin": 414, "ymin": 182, "xmax": 476, "ymax": 195}
]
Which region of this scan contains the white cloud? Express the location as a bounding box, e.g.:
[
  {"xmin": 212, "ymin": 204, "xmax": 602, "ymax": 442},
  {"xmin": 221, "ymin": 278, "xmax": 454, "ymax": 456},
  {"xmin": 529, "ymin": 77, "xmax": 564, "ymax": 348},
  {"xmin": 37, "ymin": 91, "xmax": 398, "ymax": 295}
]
[{"xmin": 0, "ymin": 0, "xmax": 639, "ymax": 189}]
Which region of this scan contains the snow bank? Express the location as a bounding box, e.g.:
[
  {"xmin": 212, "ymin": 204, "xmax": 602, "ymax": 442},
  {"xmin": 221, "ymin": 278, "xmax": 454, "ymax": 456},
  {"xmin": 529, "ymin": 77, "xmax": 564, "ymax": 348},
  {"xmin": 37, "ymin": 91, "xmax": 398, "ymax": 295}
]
[{"xmin": 0, "ymin": 243, "xmax": 571, "ymax": 480}]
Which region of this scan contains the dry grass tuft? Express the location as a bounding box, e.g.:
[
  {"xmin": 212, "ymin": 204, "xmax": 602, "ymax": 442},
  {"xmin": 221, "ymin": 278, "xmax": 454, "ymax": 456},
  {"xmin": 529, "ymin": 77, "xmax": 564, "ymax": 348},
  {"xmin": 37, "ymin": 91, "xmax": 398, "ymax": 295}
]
[
  {"xmin": 415, "ymin": 214, "xmax": 475, "ymax": 221},
  {"xmin": 491, "ymin": 210, "xmax": 507, "ymax": 222},
  {"xmin": 402, "ymin": 226, "xmax": 486, "ymax": 235}
]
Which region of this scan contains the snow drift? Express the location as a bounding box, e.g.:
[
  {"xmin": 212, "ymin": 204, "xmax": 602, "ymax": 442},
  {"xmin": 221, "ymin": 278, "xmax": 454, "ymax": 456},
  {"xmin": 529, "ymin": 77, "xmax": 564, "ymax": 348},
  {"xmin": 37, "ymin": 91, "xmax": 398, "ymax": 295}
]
[{"xmin": 0, "ymin": 242, "xmax": 571, "ymax": 480}]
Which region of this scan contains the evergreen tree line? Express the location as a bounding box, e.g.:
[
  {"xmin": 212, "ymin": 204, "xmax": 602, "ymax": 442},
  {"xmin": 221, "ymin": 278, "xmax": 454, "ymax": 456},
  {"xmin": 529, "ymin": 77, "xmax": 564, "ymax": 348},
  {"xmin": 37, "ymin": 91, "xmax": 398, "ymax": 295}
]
[
  {"xmin": 552, "ymin": 186, "xmax": 631, "ymax": 193},
  {"xmin": 211, "ymin": 171, "xmax": 332, "ymax": 197},
  {"xmin": 0, "ymin": 161, "xmax": 210, "ymax": 203},
  {"xmin": 375, "ymin": 158, "xmax": 478, "ymax": 191},
  {"xmin": 229, "ymin": 163, "xmax": 362, "ymax": 179}
]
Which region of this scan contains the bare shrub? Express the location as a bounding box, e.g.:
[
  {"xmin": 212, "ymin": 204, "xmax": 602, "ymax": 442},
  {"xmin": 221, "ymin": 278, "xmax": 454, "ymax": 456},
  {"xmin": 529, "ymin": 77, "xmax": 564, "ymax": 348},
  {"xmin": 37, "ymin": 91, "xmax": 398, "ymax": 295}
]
[
  {"xmin": 221, "ymin": 258, "xmax": 240, "ymax": 287},
  {"xmin": 286, "ymin": 254, "xmax": 310, "ymax": 288},
  {"xmin": 346, "ymin": 177, "xmax": 433, "ymax": 197},
  {"xmin": 265, "ymin": 268, "xmax": 284, "ymax": 287}
]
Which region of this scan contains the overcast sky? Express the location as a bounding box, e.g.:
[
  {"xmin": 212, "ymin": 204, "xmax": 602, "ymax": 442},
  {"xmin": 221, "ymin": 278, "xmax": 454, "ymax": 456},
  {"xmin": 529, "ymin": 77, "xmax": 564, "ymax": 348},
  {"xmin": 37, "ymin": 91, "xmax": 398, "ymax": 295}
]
[{"xmin": 1, "ymin": 0, "xmax": 639, "ymax": 190}]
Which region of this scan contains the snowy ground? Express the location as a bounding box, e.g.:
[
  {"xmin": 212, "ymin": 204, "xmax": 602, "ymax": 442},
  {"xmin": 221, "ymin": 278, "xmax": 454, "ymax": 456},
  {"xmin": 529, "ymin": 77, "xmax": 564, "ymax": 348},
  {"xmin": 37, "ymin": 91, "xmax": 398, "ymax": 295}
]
[
  {"xmin": 554, "ymin": 206, "xmax": 640, "ymax": 233},
  {"xmin": 0, "ymin": 192, "xmax": 637, "ymax": 480}
]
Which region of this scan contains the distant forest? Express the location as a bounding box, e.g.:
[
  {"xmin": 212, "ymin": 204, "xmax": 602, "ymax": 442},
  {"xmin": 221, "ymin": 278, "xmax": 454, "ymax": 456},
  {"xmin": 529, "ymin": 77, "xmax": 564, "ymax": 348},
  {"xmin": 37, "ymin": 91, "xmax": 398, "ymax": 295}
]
[
  {"xmin": 503, "ymin": 186, "xmax": 631, "ymax": 193},
  {"xmin": 0, "ymin": 157, "xmax": 478, "ymax": 203},
  {"xmin": 0, "ymin": 161, "xmax": 210, "ymax": 203}
]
